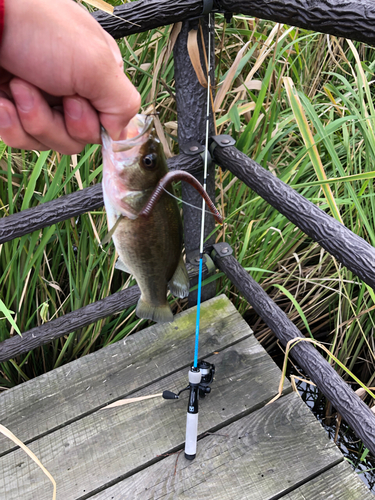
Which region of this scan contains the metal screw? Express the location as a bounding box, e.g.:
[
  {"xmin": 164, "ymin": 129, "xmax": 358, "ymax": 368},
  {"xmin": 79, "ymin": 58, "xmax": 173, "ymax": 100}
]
[
  {"xmin": 190, "ymin": 146, "xmax": 199, "ymax": 152},
  {"xmin": 221, "ymin": 139, "xmax": 230, "ymax": 144},
  {"xmin": 221, "ymin": 247, "xmax": 229, "ymax": 254}
]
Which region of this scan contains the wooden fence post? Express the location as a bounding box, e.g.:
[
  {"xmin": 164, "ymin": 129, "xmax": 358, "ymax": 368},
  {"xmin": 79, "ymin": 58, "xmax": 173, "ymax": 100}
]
[{"xmin": 174, "ymin": 17, "xmax": 216, "ymax": 305}]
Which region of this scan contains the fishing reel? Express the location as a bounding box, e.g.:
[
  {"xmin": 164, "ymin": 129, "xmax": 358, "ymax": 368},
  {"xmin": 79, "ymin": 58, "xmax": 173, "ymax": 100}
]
[
  {"xmin": 162, "ymin": 360, "xmax": 215, "ymax": 460},
  {"xmin": 162, "ymin": 360, "xmax": 215, "ymax": 401}
]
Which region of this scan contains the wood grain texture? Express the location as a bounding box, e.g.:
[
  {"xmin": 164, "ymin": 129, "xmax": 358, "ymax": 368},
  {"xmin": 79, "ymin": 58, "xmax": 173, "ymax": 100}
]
[
  {"xmin": 287, "ymin": 461, "xmax": 374, "ymax": 499},
  {"xmin": 90, "ymin": 393, "xmax": 357, "ymax": 500},
  {"xmin": 174, "ymin": 20, "xmax": 216, "ymax": 304},
  {"xmin": 0, "ymin": 330, "xmax": 288, "ymax": 499},
  {"xmin": 220, "ymin": 0, "xmax": 375, "ymax": 46},
  {"xmin": 0, "ymin": 184, "xmax": 104, "ymax": 244},
  {"xmin": 0, "ymin": 254, "xmax": 211, "ymax": 363},
  {"xmin": 0, "ymin": 296, "xmax": 251, "ymax": 456},
  {"xmin": 213, "ymin": 145, "xmax": 375, "ymax": 290},
  {"xmin": 93, "ymin": 0, "xmax": 375, "ymax": 46},
  {"xmin": 92, "ymin": 0, "xmax": 202, "ymax": 38},
  {"xmin": 213, "ymin": 253, "xmax": 375, "ymax": 457},
  {"xmin": 0, "ymin": 155, "xmax": 201, "ymax": 245},
  {"xmin": 0, "ymin": 285, "xmax": 140, "ymax": 363}
]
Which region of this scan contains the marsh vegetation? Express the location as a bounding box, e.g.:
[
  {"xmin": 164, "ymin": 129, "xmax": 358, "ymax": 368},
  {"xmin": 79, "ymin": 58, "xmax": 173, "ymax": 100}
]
[{"xmin": 1, "ymin": 1, "xmax": 374, "ymax": 478}]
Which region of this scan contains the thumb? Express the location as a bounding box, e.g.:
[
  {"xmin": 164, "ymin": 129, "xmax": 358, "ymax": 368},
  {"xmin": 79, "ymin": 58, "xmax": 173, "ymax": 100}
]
[
  {"xmin": 103, "ymin": 30, "xmax": 124, "ymax": 70},
  {"xmin": 81, "ymin": 33, "xmax": 141, "ymax": 140},
  {"xmin": 97, "ymin": 72, "xmax": 141, "ymax": 141}
]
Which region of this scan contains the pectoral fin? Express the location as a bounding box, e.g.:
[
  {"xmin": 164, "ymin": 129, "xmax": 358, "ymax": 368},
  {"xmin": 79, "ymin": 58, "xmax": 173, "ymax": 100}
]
[
  {"xmin": 168, "ymin": 255, "xmax": 189, "ymax": 299},
  {"xmin": 115, "ymin": 258, "xmax": 131, "ymax": 274},
  {"xmin": 136, "ymin": 297, "xmax": 174, "ymax": 323},
  {"xmin": 101, "ymin": 215, "xmax": 124, "ymax": 245}
]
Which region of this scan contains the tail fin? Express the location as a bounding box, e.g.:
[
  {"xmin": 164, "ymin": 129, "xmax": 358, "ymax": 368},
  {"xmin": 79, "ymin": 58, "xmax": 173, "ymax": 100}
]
[
  {"xmin": 168, "ymin": 255, "xmax": 189, "ymax": 299},
  {"xmin": 136, "ymin": 297, "xmax": 174, "ymax": 323}
]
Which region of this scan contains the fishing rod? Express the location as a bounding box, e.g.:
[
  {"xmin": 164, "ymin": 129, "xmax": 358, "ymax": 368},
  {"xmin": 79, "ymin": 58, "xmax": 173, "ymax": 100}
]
[
  {"xmin": 162, "ymin": 359, "xmax": 215, "ymax": 458},
  {"xmin": 184, "ymin": 11, "xmax": 214, "ymax": 460},
  {"xmin": 162, "ymin": 12, "xmax": 215, "ymax": 460}
]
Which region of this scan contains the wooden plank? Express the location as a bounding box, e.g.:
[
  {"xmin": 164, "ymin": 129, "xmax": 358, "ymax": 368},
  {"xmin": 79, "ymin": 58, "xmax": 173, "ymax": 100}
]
[
  {"xmin": 0, "ymin": 154, "xmax": 202, "ymax": 245},
  {"xmin": 286, "ymin": 461, "xmax": 374, "ymax": 499},
  {"xmin": 90, "ymin": 393, "xmax": 355, "ymax": 500},
  {"xmin": 0, "ymin": 334, "xmax": 290, "ymax": 499},
  {"xmin": 213, "ymin": 253, "xmax": 375, "ymax": 456},
  {"xmin": 0, "ymin": 263, "xmax": 209, "ymax": 364},
  {"xmin": 0, "ymin": 295, "xmax": 250, "ymax": 456}
]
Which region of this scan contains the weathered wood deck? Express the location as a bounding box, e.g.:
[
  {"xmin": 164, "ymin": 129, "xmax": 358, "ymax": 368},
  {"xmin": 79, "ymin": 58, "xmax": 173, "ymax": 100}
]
[{"xmin": 0, "ymin": 295, "xmax": 372, "ymax": 499}]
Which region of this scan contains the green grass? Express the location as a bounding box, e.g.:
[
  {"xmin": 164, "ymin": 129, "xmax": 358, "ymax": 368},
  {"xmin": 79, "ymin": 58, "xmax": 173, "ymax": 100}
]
[{"xmin": 1, "ymin": 8, "xmax": 375, "ymax": 427}]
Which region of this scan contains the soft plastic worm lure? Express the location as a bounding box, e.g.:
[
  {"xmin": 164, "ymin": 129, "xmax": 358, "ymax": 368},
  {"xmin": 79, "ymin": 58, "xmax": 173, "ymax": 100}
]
[{"xmin": 139, "ymin": 170, "xmax": 223, "ymax": 224}]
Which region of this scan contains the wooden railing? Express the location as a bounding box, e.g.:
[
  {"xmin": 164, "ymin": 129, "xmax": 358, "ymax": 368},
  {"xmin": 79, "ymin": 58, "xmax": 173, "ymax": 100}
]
[{"xmin": 1, "ymin": 0, "xmax": 375, "ymax": 454}]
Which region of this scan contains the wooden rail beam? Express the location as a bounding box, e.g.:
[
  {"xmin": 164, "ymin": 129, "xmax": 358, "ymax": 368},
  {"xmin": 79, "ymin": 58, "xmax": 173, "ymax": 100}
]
[
  {"xmin": 0, "ymin": 184, "xmax": 104, "ymax": 245},
  {"xmin": 93, "ymin": 0, "xmax": 202, "ymax": 38},
  {"xmin": 212, "ymin": 144, "xmax": 375, "ymax": 291},
  {"xmin": 220, "ymin": 0, "xmax": 375, "ymax": 45},
  {"xmin": 0, "ymin": 286, "xmax": 140, "ymax": 364},
  {"xmin": 0, "ymin": 264, "xmax": 207, "ymax": 363},
  {"xmin": 212, "ymin": 250, "xmax": 375, "ymax": 456},
  {"xmin": 93, "ymin": 0, "xmax": 375, "ymax": 46},
  {"xmin": 0, "ymin": 154, "xmax": 202, "ymax": 245}
]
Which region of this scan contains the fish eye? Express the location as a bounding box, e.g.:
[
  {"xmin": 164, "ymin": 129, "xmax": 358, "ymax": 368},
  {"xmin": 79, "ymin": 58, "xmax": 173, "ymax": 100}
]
[{"xmin": 142, "ymin": 153, "xmax": 157, "ymax": 170}]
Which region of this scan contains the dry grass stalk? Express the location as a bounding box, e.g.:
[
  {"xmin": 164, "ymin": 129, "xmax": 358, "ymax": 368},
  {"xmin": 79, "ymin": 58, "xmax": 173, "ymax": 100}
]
[
  {"xmin": 187, "ymin": 29, "xmax": 208, "ymax": 88},
  {"xmin": 102, "ymin": 393, "xmax": 163, "ymax": 408},
  {"xmin": 214, "ymin": 41, "xmax": 250, "ymax": 112},
  {"xmin": 268, "ymin": 337, "xmax": 375, "ymax": 407},
  {"xmin": 0, "ymin": 424, "xmax": 57, "ymax": 500},
  {"xmin": 83, "ymin": 0, "xmax": 113, "ymax": 14}
]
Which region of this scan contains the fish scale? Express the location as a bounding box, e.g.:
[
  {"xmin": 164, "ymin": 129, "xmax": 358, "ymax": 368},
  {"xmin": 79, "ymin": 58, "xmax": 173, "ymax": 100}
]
[{"xmin": 102, "ymin": 114, "xmax": 189, "ymax": 323}]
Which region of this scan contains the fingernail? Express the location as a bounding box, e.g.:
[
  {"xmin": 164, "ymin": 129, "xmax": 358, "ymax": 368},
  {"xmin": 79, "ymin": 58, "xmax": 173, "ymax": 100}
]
[
  {"xmin": 0, "ymin": 106, "xmax": 11, "ymax": 128},
  {"xmin": 12, "ymin": 83, "xmax": 34, "ymax": 112},
  {"xmin": 65, "ymin": 98, "xmax": 83, "ymax": 121}
]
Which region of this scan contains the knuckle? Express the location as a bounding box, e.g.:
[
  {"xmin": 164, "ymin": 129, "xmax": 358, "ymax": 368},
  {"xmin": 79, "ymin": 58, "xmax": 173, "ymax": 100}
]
[{"xmin": 59, "ymin": 144, "xmax": 84, "ymax": 155}]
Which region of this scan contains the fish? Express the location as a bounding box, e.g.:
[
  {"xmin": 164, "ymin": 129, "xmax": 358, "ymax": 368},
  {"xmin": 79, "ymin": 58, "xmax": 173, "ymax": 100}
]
[{"xmin": 101, "ymin": 114, "xmax": 189, "ymax": 323}]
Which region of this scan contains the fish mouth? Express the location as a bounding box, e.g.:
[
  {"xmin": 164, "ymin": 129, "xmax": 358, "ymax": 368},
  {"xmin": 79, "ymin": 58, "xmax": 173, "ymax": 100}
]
[{"xmin": 101, "ymin": 114, "xmax": 154, "ymax": 153}]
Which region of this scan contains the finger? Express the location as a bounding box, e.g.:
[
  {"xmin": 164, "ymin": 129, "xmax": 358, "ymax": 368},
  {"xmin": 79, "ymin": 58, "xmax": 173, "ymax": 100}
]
[
  {"xmin": 96, "ymin": 73, "xmax": 141, "ymax": 141},
  {"xmin": 63, "ymin": 95, "xmax": 101, "ymax": 145},
  {"xmin": 0, "ymin": 68, "xmax": 12, "ymax": 85},
  {"xmin": 64, "ymin": 96, "xmax": 100, "ymax": 143},
  {"xmin": 0, "ymin": 97, "xmax": 48, "ymax": 151},
  {"xmin": 76, "ymin": 41, "xmax": 141, "ymax": 141},
  {"xmin": 10, "ymin": 79, "xmax": 86, "ymax": 155},
  {"xmin": 102, "ymin": 30, "xmax": 124, "ymax": 69}
]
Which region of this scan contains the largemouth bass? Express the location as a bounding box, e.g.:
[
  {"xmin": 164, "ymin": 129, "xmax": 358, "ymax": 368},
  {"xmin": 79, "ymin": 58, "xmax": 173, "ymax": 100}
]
[{"xmin": 102, "ymin": 114, "xmax": 189, "ymax": 323}]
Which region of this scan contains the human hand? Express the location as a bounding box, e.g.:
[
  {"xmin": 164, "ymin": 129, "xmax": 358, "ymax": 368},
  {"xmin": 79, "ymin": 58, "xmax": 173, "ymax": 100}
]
[{"xmin": 0, "ymin": 0, "xmax": 140, "ymax": 154}]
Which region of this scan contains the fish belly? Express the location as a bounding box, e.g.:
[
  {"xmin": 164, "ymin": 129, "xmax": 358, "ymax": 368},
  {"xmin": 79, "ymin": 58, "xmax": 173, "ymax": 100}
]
[{"xmin": 111, "ymin": 193, "xmax": 183, "ymax": 321}]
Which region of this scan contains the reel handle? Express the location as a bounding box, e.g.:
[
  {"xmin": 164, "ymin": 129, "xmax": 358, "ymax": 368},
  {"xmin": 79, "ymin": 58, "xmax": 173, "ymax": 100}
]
[{"xmin": 162, "ymin": 390, "xmax": 179, "ymax": 400}]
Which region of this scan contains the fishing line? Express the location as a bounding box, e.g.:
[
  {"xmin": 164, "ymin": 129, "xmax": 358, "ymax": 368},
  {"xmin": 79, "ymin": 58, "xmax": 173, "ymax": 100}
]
[
  {"xmin": 183, "ymin": 14, "xmax": 214, "ymax": 462},
  {"xmin": 161, "ymin": 187, "xmax": 217, "ymax": 218},
  {"xmin": 194, "ymin": 13, "xmax": 213, "ymax": 369}
]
